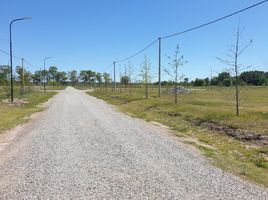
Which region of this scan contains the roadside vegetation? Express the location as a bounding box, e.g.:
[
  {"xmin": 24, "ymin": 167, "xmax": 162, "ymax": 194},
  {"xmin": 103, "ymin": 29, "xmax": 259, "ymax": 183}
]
[
  {"xmin": 0, "ymin": 86, "xmax": 56, "ymax": 133},
  {"xmin": 89, "ymin": 85, "xmax": 268, "ymax": 187}
]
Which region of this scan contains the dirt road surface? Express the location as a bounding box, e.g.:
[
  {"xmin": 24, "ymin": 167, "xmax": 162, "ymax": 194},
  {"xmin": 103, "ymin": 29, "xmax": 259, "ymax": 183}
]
[{"xmin": 0, "ymin": 87, "xmax": 267, "ymax": 199}]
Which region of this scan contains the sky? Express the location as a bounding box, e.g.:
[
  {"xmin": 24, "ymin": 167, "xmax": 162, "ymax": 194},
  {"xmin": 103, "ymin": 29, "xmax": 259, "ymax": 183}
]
[{"xmin": 0, "ymin": 0, "xmax": 268, "ymax": 81}]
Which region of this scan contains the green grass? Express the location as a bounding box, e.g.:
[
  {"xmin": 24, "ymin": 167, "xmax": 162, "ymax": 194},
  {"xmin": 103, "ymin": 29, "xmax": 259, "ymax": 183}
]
[
  {"xmin": 0, "ymin": 91, "xmax": 56, "ymax": 133},
  {"xmin": 89, "ymin": 86, "xmax": 268, "ymax": 187}
]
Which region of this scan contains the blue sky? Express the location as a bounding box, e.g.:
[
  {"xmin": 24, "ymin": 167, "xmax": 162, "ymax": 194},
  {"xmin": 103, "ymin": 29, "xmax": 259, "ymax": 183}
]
[{"xmin": 0, "ymin": 0, "xmax": 267, "ymax": 81}]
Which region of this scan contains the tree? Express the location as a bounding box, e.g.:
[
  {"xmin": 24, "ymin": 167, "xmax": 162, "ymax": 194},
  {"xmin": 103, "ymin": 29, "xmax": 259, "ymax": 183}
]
[
  {"xmin": 218, "ymin": 72, "xmax": 231, "ymax": 86},
  {"xmin": 79, "ymin": 70, "xmax": 95, "ymax": 87},
  {"xmin": 33, "ymin": 70, "xmax": 41, "ymax": 86},
  {"xmin": 165, "ymin": 44, "xmax": 187, "ymax": 104},
  {"xmin": 183, "ymin": 77, "xmax": 189, "ymax": 84},
  {"xmin": 68, "ymin": 70, "xmax": 78, "ymax": 86},
  {"xmin": 41, "ymin": 70, "xmax": 49, "ymax": 86},
  {"xmin": 217, "ymin": 25, "xmax": 252, "ymax": 116},
  {"xmin": 103, "ymin": 72, "xmax": 111, "ymax": 91},
  {"xmin": 127, "ymin": 61, "xmax": 135, "ymax": 95},
  {"xmin": 204, "ymin": 77, "xmax": 210, "ymax": 86},
  {"xmin": 193, "ymin": 78, "xmax": 205, "ymax": 86},
  {"xmin": 56, "ymin": 71, "xmax": 68, "ymax": 85},
  {"xmin": 16, "ymin": 66, "xmax": 31, "ymax": 93},
  {"xmin": 95, "ymin": 72, "xmax": 102, "ymax": 86},
  {"xmin": 0, "ymin": 65, "xmax": 11, "ymax": 95},
  {"xmin": 211, "ymin": 77, "xmax": 219, "ymax": 86},
  {"xmin": 0, "ymin": 65, "xmax": 10, "ymax": 86},
  {"xmin": 48, "ymin": 66, "xmax": 58, "ymax": 88},
  {"xmin": 140, "ymin": 55, "xmax": 151, "ymax": 99},
  {"xmin": 240, "ymin": 71, "xmax": 265, "ymax": 85},
  {"xmin": 121, "ymin": 75, "xmax": 129, "ymax": 90}
]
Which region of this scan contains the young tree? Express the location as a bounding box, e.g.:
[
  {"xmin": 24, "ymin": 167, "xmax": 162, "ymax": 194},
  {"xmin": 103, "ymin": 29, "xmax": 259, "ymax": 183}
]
[
  {"xmin": 217, "ymin": 26, "xmax": 252, "ymax": 116},
  {"xmin": 165, "ymin": 45, "xmax": 187, "ymax": 104},
  {"xmin": 127, "ymin": 61, "xmax": 135, "ymax": 95},
  {"xmin": 140, "ymin": 55, "xmax": 151, "ymax": 99},
  {"xmin": 123, "ymin": 64, "xmax": 128, "ymax": 92},
  {"xmin": 119, "ymin": 65, "xmax": 122, "ymax": 93}
]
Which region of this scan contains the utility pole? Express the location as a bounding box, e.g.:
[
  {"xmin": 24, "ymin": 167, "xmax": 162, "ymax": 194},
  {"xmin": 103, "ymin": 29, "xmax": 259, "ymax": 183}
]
[
  {"xmin": 9, "ymin": 21, "xmax": 14, "ymax": 102},
  {"xmin": 21, "ymin": 58, "xmax": 25, "ymax": 93},
  {"xmin": 43, "ymin": 56, "xmax": 52, "ymax": 92},
  {"xmin": 43, "ymin": 60, "xmax": 46, "ymax": 92},
  {"xmin": 39, "ymin": 68, "xmax": 42, "ymax": 89},
  {"xmin": 113, "ymin": 61, "xmax": 116, "ymax": 91},
  {"xmin": 158, "ymin": 37, "xmax": 161, "ymax": 97}
]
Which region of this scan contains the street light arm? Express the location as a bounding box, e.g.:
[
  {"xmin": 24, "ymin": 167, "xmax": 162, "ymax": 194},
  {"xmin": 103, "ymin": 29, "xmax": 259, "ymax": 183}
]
[
  {"xmin": 44, "ymin": 56, "xmax": 53, "ymax": 62},
  {"xmin": 10, "ymin": 17, "xmax": 32, "ymax": 26}
]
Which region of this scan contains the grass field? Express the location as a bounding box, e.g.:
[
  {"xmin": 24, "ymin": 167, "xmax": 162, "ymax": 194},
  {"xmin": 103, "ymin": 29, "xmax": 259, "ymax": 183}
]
[
  {"xmin": 90, "ymin": 86, "xmax": 268, "ymax": 187},
  {"xmin": 0, "ymin": 87, "xmax": 56, "ymax": 133}
]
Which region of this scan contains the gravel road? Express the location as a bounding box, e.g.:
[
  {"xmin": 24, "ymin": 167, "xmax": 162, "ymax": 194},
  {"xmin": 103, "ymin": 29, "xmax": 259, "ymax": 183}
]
[{"xmin": 0, "ymin": 87, "xmax": 267, "ymax": 200}]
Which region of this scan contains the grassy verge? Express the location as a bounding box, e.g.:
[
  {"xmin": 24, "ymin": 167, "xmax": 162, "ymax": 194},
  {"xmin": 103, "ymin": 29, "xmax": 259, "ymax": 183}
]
[
  {"xmin": 89, "ymin": 87, "xmax": 268, "ymax": 187},
  {"xmin": 0, "ymin": 91, "xmax": 56, "ymax": 133}
]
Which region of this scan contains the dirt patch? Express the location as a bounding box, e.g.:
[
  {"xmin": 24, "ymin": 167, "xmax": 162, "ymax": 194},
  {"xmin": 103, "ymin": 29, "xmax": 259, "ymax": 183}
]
[
  {"xmin": 199, "ymin": 121, "xmax": 268, "ymax": 146},
  {"xmin": 1, "ymin": 98, "xmax": 29, "ymax": 107}
]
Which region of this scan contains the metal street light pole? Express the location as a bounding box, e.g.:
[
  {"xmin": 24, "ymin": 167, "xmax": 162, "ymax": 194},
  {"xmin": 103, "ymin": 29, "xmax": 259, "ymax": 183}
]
[
  {"xmin": 43, "ymin": 56, "xmax": 52, "ymax": 92},
  {"xmin": 9, "ymin": 17, "xmax": 32, "ymax": 103}
]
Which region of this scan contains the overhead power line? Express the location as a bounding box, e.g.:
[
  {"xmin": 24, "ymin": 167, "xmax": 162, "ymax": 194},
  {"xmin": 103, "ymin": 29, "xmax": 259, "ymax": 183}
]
[
  {"xmin": 103, "ymin": 62, "xmax": 114, "ymax": 72},
  {"xmin": 162, "ymin": 0, "xmax": 268, "ymax": 39},
  {"xmin": 116, "ymin": 38, "xmax": 159, "ymax": 63},
  {"xmin": 0, "ymin": 49, "xmax": 36, "ymax": 70},
  {"xmin": 23, "ymin": 59, "xmax": 35, "ymax": 69},
  {"xmin": 111, "ymin": 0, "xmax": 268, "ymax": 66},
  {"xmin": 0, "ymin": 49, "xmax": 21, "ymax": 60}
]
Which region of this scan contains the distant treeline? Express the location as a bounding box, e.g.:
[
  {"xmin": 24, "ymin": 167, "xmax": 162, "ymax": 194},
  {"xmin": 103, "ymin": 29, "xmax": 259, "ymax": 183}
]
[
  {"xmin": 0, "ymin": 65, "xmax": 105, "ymax": 87},
  {"xmin": 159, "ymin": 71, "xmax": 268, "ymax": 87},
  {"xmin": 1, "ymin": 65, "xmax": 268, "ymax": 88}
]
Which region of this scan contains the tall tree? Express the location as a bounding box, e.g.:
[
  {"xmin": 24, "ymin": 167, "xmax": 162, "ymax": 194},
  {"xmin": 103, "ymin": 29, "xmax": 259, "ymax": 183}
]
[
  {"xmin": 0, "ymin": 65, "xmax": 11, "ymax": 95},
  {"xmin": 103, "ymin": 72, "xmax": 111, "ymax": 91},
  {"xmin": 79, "ymin": 70, "xmax": 95, "ymax": 87},
  {"xmin": 68, "ymin": 70, "xmax": 78, "ymax": 86},
  {"xmin": 33, "ymin": 70, "xmax": 41, "ymax": 85},
  {"xmin": 95, "ymin": 72, "xmax": 102, "ymax": 86},
  {"xmin": 56, "ymin": 71, "xmax": 68, "ymax": 85},
  {"xmin": 0, "ymin": 65, "xmax": 10, "ymax": 86},
  {"xmin": 48, "ymin": 66, "xmax": 58, "ymax": 88},
  {"xmin": 120, "ymin": 75, "xmax": 129, "ymax": 90},
  {"xmin": 16, "ymin": 66, "xmax": 31, "ymax": 94}
]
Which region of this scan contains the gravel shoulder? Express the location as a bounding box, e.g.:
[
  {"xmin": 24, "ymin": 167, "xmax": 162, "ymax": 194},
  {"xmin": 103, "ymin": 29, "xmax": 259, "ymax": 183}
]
[{"xmin": 0, "ymin": 87, "xmax": 267, "ymax": 200}]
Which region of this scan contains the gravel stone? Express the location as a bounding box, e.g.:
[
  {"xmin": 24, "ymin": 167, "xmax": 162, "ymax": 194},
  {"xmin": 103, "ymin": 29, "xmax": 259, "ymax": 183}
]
[{"xmin": 0, "ymin": 87, "xmax": 267, "ymax": 200}]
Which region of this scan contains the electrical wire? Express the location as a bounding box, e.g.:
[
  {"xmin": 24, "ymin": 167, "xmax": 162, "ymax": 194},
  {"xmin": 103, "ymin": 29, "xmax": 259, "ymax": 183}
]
[
  {"xmin": 116, "ymin": 38, "xmax": 158, "ymax": 63},
  {"xmin": 0, "ymin": 49, "xmax": 21, "ymax": 60},
  {"xmin": 162, "ymin": 0, "xmax": 268, "ymax": 39},
  {"xmin": 0, "ymin": 49, "xmax": 36, "ymax": 71},
  {"xmin": 103, "ymin": 62, "xmax": 114, "ymax": 72},
  {"xmin": 110, "ymin": 0, "xmax": 268, "ymax": 67}
]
